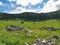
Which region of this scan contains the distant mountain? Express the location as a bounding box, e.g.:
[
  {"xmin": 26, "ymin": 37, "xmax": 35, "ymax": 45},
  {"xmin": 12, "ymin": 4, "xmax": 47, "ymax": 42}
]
[{"xmin": 0, "ymin": 10, "xmax": 60, "ymax": 21}]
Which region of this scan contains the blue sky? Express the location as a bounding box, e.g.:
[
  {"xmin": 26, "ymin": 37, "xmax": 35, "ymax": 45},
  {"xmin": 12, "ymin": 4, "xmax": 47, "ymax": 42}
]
[
  {"xmin": 0, "ymin": 0, "xmax": 17, "ymax": 11},
  {"xmin": 0, "ymin": 0, "xmax": 59, "ymax": 14}
]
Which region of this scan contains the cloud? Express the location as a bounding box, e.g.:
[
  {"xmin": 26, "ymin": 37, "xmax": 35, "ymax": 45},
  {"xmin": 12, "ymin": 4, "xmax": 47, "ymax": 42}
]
[
  {"xmin": 40, "ymin": 0, "xmax": 60, "ymax": 13},
  {"xmin": 0, "ymin": 2, "xmax": 4, "ymax": 6},
  {"xmin": 16, "ymin": 0, "xmax": 43, "ymax": 6},
  {"xmin": 7, "ymin": 0, "xmax": 16, "ymax": 2},
  {"xmin": 55, "ymin": 0, "xmax": 60, "ymax": 9},
  {"xmin": 56, "ymin": 4, "xmax": 60, "ymax": 9},
  {"xmin": 3, "ymin": 0, "xmax": 60, "ymax": 14},
  {"xmin": 4, "ymin": 0, "xmax": 44, "ymax": 14},
  {"xmin": 5, "ymin": 6, "xmax": 41, "ymax": 14}
]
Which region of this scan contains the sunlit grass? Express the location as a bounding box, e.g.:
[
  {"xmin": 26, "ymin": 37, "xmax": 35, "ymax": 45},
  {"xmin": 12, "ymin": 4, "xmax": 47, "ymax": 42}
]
[{"xmin": 0, "ymin": 19, "xmax": 60, "ymax": 45}]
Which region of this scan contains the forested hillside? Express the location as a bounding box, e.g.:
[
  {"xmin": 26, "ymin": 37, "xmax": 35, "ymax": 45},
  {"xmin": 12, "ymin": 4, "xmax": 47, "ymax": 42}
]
[{"xmin": 0, "ymin": 10, "xmax": 60, "ymax": 21}]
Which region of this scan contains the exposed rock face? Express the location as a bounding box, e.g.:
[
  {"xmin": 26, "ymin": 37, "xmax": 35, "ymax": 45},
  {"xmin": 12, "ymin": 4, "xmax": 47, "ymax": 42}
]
[
  {"xmin": 40, "ymin": 27, "xmax": 59, "ymax": 31},
  {"xmin": 32, "ymin": 38, "xmax": 56, "ymax": 45},
  {"xmin": 51, "ymin": 35, "xmax": 60, "ymax": 39},
  {"xmin": 23, "ymin": 30, "xmax": 33, "ymax": 36},
  {"xmin": 6, "ymin": 25, "xmax": 24, "ymax": 31}
]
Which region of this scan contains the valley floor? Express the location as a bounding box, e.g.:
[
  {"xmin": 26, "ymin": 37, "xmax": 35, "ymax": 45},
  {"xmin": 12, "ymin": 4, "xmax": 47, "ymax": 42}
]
[{"xmin": 0, "ymin": 19, "xmax": 60, "ymax": 45}]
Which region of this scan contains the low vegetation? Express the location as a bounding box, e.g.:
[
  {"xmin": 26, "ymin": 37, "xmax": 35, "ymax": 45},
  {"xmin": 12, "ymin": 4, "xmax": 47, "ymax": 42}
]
[
  {"xmin": 0, "ymin": 10, "xmax": 60, "ymax": 45},
  {"xmin": 0, "ymin": 19, "xmax": 60, "ymax": 45}
]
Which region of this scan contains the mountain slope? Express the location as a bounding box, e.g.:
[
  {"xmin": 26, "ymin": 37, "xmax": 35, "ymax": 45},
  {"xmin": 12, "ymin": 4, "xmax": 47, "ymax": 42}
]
[{"xmin": 0, "ymin": 10, "xmax": 60, "ymax": 21}]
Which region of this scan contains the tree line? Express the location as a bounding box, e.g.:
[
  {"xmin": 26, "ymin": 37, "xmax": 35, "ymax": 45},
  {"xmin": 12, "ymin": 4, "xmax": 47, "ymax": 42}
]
[{"xmin": 0, "ymin": 10, "xmax": 60, "ymax": 21}]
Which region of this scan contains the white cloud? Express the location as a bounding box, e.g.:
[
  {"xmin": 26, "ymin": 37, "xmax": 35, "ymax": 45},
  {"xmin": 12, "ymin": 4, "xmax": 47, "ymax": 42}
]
[
  {"xmin": 56, "ymin": 4, "xmax": 60, "ymax": 9},
  {"xmin": 6, "ymin": 0, "xmax": 43, "ymax": 14},
  {"xmin": 6, "ymin": 7, "xmax": 40, "ymax": 14},
  {"xmin": 7, "ymin": 0, "xmax": 16, "ymax": 2},
  {"xmin": 0, "ymin": 2, "xmax": 4, "ymax": 6},
  {"xmin": 4, "ymin": 0, "xmax": 60, "ymax": 14},
  {"xmin": 4, "ymin": 0, "xmax": 43, "ymax": 14},
  {"xmin": 55, "ymin": 0, "xmax": 60, "ymax": 9},
  {"xmin": 16, "ymin": 0, "xmax": 43, "ymax": 6},
  {"xmin": 40, "ymin": 0, "xmax": 60, "ymax": 13}
]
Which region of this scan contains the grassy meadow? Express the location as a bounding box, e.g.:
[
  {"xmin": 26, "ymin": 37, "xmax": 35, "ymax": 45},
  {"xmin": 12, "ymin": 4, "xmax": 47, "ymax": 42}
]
[{"xmin": 0, "ymin": 19, "xmax": 60, "ymax": 45}]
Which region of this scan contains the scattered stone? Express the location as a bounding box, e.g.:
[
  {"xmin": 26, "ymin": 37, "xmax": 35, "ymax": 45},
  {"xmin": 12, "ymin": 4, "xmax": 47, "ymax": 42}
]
[
  {"xmin": 32, "ymin": 42, "xmax": 37, "ymax": 45},
  {"xmin": 24, "ymin": 42, "xmax": 30, "ymax": 45},
  {"xmin": 47, "ymin": 40, "xmax": 56, "ymax": 45},
  {"xmin": 24, "ymin": 30, "xmax": 33, "ymax": 34},
  {"xmin": 40, "ymin": 27, "xmax": 58, "ymax": 31},
  {"xmin": 42, "ymin": 39, "xmax": 47, "ymax": 44},
  {"xmin": 51, "ymin": 35, "xmax": 60, "ymax": 39},
  {"xmin": 6, "ymin": 25, "xmax": 24, "ymax": 31},
  {"xmin": 23, "ymin": 30, "xmax": 33, "ymax": 36},
  {"xmin": 23, "ymin": 30, "xmax": 29, "ymax": 33},
  {"xmin": 32, "ymin": 38, "xmax": 56, "ymax": 45},
  {"xmin": 36, "ymin": 38, "xmax": 42, "ymax": 44}
]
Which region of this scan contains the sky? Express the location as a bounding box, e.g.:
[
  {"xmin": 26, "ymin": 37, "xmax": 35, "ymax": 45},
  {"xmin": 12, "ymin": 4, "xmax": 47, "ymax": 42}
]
[{"xmin": 0, "ymin": 0, "xmax": 60, "ymax": 14}]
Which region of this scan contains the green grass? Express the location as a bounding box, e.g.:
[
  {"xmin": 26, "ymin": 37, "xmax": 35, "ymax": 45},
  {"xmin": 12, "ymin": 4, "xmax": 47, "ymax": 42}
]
[{"xmin": 0, "ymin": 19, "xmax": 60, "ymax": 45}]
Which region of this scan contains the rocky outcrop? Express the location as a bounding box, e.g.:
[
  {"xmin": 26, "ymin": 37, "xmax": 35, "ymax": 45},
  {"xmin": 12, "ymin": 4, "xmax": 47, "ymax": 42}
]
[
  {"xmin": 6, "ymin": 25, "xmax": 24, "ymax": 31},
  {"xmin": 40, "ymin": 27, "xmax": 60, "ymax": 31}
]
